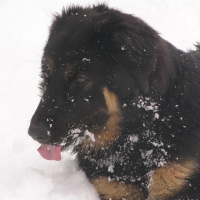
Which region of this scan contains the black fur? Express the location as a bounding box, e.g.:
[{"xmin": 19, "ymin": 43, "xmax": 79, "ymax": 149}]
[{"xmin": 29, "ymin": 4, "xmax": 200, "ymax": 199}]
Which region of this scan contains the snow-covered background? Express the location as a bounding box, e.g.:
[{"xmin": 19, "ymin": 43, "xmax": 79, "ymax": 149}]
[{"xmin": 0, "ymin": 0, "xmax": 199, "ymax": 199}]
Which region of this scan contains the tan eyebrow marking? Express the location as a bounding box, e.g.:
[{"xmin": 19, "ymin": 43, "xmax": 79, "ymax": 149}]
[{"xmin": 64, "ymin": 65, "xmax": 74, "ymax": 78}]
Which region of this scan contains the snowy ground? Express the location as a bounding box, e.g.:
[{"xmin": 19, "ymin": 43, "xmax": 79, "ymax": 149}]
[{"xmin": 0, "ymin": 0, "xmax": 199, "ymax": 199}]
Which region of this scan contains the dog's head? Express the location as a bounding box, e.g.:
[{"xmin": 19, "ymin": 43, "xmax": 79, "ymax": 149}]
[{"xmin": 28, "ymin": 5, "xmax": 174, "ymax": 160}]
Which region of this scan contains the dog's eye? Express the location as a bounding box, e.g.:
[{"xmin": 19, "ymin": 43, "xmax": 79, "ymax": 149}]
[{"xmin": 75, "ymin": 76, "xmax": 87, "ymax": 84}]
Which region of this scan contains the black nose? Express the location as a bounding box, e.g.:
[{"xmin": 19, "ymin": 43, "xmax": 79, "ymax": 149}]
[{"xmin": 28, "ymin": 125, "xmax": 51, "ymax": 143}]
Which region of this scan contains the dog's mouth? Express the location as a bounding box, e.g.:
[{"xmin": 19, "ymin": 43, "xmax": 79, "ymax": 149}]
[
  {"xmin": 37, "ymin": 144, "xmax": 62, "ymax": 161},
  {"xmin": 36, "ymin": 128, "xmax": 86, "ymax": 161}
]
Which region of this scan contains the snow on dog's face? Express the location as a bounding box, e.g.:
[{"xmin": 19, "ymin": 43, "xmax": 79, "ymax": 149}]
[
  {"xmin": 28, "ymin": 5, "xmax": 169, "ymax": 160},
  {"xmin": 28, "ymin": 52, "xmax": 123, "ymax": 159}
]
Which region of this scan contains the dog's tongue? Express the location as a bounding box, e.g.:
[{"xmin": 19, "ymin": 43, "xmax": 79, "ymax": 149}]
[{"xmin": 37, "ymin": 144, "xmax": 61, "ymax": 161}]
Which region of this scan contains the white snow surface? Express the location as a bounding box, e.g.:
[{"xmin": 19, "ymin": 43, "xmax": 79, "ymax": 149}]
[{"xmin": 0, "ymin": 0, "xmax": 199, "ymax": 199}]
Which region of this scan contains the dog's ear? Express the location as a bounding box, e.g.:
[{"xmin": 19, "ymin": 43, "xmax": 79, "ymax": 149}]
[
  {"xmin": 92, "ymin": 9, "xmax": 177, "ymax": 99},
  {"xmin": 91, "ymin": 11, "xmax": 155, "ymax": 97}
]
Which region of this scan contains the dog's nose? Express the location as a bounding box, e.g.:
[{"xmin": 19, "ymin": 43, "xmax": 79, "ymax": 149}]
[{"xmin": 28, "ymin": 125, "xmax": 51, "ymax": 143}]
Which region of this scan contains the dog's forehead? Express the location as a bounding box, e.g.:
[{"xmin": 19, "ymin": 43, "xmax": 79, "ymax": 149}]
[
  {"xmin": 42, "ymin": 54, "xmax": 96, "ymax": 78},
  {"xmin": 64, "ymin": 57, "xmax": 94, "ymax": 77}
]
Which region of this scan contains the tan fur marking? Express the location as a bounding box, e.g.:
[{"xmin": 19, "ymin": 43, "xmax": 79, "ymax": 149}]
[
  {"xmin": 44, "ymin": 58, "xmax": 54, "ymax": 75},
  {"xmin": 82, "ymin": 87, "xmax": 121, "ymax": 150},
  {"xmin": 148, "ymin": 161, "xmax": 196, "ymax": 199},
  {"xmin": 64, "ymin": 65, "xmax": 74, "ymax": 78},
  {"xmin": 91, "ymin": 177, "xmax": 144, "ymax": 200},
  {"xmin": 103, "ymin": 87, "xmax": 119, "ymax": 114}
]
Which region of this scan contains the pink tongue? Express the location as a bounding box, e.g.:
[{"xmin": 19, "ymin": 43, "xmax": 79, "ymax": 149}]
[{"xmin": 37, "ymin": 144, "xmax": 62, "ymax": 161}]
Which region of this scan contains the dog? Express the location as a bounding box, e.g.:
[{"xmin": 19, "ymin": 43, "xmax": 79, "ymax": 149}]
[{"xmin": 28, "ymin": 4, "xmax": 200, "ymax": 199}]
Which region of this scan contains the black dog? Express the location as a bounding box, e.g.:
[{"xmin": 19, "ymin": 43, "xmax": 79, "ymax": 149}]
[{"xmin": 28, "ymin": 4, "xmax": 200, "ymax": 199}]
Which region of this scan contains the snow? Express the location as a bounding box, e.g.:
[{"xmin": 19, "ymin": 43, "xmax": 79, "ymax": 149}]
[
  {"xmin": 84, "ymin": 130, "xmax": 95, "ymax": 142},
  {"xmin": 108, "ymin": 164, "xmax": 114, "ymax": 173},
  {"xmin": 137, "ymin": 96, "xmax": 160, "ymax": 120},
  {"xmin": 129, "ymin": 134, "xmax": 139, "ymax": 143},
  {"xmin": 82, "ymin": 58, "xmax": 91, "ymax": 62},
  {"xmin": 0, "ymin": 0, "xmax": 199, "ymax": 199}
]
